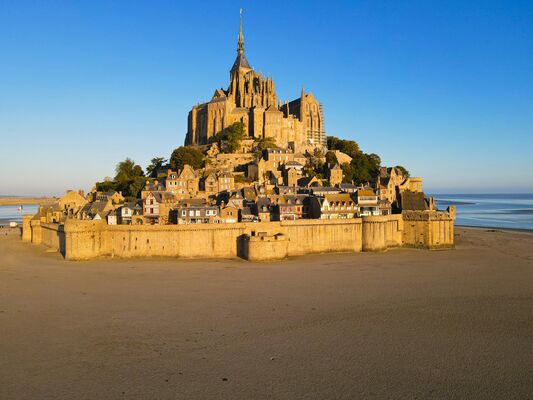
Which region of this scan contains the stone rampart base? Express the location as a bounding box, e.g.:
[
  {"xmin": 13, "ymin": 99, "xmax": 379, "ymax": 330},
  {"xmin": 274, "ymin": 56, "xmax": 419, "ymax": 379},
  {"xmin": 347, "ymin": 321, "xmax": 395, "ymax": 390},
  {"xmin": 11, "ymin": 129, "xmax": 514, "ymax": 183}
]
[
  {"xmin": 242, "ymin": 233, "xmax": 289, "ymax": 261},
  {"xmin": 23, "ymin": 211, "xmax": 454, "ymax": 260},
  {"xmin": 22, "ymin": 216, "xmax": 32, "ymax": 242},
  {"xmin": 402, "ymin": 210, "xmax": 455, "ymax": 249}
]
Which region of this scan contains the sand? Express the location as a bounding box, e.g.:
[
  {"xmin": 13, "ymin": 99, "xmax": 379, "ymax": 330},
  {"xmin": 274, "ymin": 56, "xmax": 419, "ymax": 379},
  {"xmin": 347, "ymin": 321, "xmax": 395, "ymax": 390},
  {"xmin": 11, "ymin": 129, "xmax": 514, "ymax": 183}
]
[
  {"xmin": 0, "ymin": 197, "xmax": 56, "ymax": 206},
  {"xmin": 1, "ymin": 227, "xmax": 532, "ymax": 399}
]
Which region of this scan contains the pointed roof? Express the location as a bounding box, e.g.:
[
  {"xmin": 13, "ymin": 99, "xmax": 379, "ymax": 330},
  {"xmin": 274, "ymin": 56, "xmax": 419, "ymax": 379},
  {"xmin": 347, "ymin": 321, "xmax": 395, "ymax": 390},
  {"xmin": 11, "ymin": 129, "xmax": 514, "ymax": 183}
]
[{"xmin": 231, "ymin": 9, "xmax": 251, "ymax": 71}]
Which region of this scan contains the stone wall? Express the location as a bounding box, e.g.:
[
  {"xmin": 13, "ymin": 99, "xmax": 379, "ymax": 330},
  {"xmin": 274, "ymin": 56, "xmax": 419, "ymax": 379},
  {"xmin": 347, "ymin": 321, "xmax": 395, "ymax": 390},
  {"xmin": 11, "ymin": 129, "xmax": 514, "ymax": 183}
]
[
  {"xmin": 361, "ymin": 215, "xmax": 403, "ymax": 251},
  {"xmin": 284, "ymin": 219, "xmax": 363, "ymax": 256},
  {"xmin": 22, "ymin": 216, "xmax": 32, "ymax": 242},
  {"xmin": 23, "ymin": 210, "xmax": 454, "ymax": 261},
  {"xmin": 40, "ymin": 223, "xmax": 64, "ymax": 253},
  {"xmin": 402, "ymin": 210, "xmax": 455, "ymax": 249}
]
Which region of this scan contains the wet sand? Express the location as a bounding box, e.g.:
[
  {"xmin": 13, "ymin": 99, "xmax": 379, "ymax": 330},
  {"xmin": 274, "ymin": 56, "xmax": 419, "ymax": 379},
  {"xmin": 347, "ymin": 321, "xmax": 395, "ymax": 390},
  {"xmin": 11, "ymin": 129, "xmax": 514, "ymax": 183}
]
[{"xmin": 1, "ymin": 227, "xmax": 532, "ymax": 399}]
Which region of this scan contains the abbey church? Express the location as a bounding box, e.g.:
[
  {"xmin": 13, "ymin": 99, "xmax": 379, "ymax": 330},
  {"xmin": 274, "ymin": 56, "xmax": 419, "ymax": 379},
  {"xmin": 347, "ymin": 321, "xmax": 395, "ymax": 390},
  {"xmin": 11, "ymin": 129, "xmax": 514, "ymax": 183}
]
[{"xmin": 185, "ymin": 13, "xmax": 325, "ymax": 151}]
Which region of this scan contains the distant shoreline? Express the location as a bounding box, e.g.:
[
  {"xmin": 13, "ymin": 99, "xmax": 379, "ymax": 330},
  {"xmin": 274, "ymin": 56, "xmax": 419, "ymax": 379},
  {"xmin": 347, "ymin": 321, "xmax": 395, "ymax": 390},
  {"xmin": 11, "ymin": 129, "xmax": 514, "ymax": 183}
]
[
  {"xmin": 0, "ymin": 197, "xmax": 56, "ymax": 206},
  {"xmin": 457, "ymin": 224, "xmax": 533, "ymax": 234}
]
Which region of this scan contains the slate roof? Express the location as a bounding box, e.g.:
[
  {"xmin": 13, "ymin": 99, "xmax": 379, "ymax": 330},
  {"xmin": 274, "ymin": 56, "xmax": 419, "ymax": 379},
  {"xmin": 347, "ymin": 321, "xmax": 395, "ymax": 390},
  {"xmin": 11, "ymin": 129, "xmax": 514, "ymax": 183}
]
[
  {"xmin": 324, "ymin": 193, "xmax": 354, "ymax": 204},
  {"xmin": 231, "ymin": 52, "xmax": 251, "ymax": 71},
  {"xmin": 339, "ymin": 183, "xmax": 357, "ymax": 190},
  {"xmin": 356, "ymin": 189, "xmax": 376, "ymax": 197},
  {"xmin": 399, "ymin": 191, "xmax": 428, "ymax": 211},
  {"xmin": 285, "ymin": 161, "xmax": 303, "ymax": 168},
  {"xmin": 312, "ymin": 187, "xmax": 341, "ymax": 194}
]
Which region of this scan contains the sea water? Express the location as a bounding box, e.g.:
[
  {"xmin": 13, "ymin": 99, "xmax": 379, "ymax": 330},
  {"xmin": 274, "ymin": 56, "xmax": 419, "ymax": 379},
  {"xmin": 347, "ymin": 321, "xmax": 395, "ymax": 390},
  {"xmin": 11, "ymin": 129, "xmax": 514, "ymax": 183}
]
[
  {"xmin": 0, "ymin": 205, "xmax": 39, "ymax": 225},
  {"xmin": 433, "ymin": 193, "xmax": 533, "ymax": 231},
  {"xmin": 2, "ymin": 194, "xmax": 532, "ymax": 230}
]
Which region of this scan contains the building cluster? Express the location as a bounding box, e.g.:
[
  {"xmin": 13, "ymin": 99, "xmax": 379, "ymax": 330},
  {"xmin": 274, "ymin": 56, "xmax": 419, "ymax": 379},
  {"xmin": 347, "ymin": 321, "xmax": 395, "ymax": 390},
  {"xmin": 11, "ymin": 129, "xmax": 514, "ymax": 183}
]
[
  {"xmin": 29, "ymin": 13, "xmax": 434, "ymax": 228},
  {"xmin": 31, "ymin": 157, "xmax": 430, "ymax": 226}
]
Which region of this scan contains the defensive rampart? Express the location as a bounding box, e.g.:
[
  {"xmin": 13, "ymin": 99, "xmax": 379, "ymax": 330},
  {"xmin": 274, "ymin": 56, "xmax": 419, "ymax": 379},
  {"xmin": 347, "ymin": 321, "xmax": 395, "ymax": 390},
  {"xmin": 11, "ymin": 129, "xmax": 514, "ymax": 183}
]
[
  {"xmin": 402, "ymin": 210, "xmax": 455, "ymax": 249},
  {"xmin": 23, "ymin": 211, "xmax": 454, "ymax": 261}
]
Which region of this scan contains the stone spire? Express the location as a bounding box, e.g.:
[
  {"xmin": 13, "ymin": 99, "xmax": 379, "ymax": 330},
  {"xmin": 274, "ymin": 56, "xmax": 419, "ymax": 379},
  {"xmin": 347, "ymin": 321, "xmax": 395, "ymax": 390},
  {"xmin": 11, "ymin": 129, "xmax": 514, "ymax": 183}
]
[
  {"xmin": 237, "ymin": 8, "xmax": 244, "ymax": 55},
  {"xmin": 231, "ymin": 9, "xmax": 251, "ymax": 71}
]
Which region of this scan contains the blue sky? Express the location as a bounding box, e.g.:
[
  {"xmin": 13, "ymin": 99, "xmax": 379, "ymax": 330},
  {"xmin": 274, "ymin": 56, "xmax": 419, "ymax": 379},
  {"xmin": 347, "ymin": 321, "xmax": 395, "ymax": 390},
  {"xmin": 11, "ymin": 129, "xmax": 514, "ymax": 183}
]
[{"xmin": 1, "ymin": 0, "xmax": 532, "ymax": 195}]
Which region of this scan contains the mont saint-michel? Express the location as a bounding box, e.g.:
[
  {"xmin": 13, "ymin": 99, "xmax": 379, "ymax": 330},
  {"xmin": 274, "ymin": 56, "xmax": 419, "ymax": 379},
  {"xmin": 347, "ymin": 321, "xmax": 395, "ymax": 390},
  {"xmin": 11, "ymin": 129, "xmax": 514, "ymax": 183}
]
[
  {"xmin": 21, "ymin": 13, "xmax": 456, "ymax": 260},
  {"xmin": 2, "ymin": 4, "xmax": 533, "ymax": 400}
]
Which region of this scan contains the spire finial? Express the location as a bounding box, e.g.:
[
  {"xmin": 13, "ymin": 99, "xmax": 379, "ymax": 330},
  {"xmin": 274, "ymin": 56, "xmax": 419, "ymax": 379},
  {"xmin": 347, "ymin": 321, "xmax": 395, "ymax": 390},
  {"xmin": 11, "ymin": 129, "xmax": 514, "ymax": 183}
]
[{"xmin": 237, "ymin": 9, "xmax": 244, "ymax": 54}]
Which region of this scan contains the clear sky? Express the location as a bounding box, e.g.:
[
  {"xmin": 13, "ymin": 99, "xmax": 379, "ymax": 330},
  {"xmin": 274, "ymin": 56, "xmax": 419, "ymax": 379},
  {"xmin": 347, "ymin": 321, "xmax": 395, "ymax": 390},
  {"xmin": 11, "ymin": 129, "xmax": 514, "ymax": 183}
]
[{"xmin": 1, "ymin": 0, "xmax": 532, "ymax": 195}]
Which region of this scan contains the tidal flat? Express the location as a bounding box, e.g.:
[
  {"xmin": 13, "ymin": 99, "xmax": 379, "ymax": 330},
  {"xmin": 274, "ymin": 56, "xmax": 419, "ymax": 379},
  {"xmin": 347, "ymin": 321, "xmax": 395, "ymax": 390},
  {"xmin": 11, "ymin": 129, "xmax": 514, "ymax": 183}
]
[{"xmin": 1, "ymin": 227, "xmax": 532, "ymax": 399}]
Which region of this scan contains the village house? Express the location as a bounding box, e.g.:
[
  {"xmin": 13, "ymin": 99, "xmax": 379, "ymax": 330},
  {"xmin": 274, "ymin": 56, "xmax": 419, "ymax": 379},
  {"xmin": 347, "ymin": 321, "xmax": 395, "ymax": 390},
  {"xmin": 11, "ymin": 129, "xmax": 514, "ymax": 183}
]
[
  {"xmin": 338, "ymin": 183, "xmax": 358, "ymax": 193},
  {"xmin": 275, "ymin": 185, "xmax": 297, "ymax": 195},
  {"xmin": 328, "ymin": 163, "xmax": 343, "ymax": 186},
  {"xmin": 283, "ymin": 162, "xmax": 303, "ymax": 186},
  {"xmin": 310, "ymin": 193, "xmax": 357, "ymax": 219},
  {"xmin": 311, "ymin": 186, "xmax": 342, "ymax": 197},
  {"xmin": 271, "ymin": 195, "xmax": 305, "ymax": 221},
  {"xmin": 141, "ymin": 180, "xmax": 166, "ymax": 200},
  {"xmin": 165, "ymin": 165, "xmax": 199, "ymax": 197},
  {"xmin": 117, "ymin": 202, "xmax": 137, "ymax": 224},
  {"xmin": 203, "ymin": 172, "xmax": 235, "ymax": 195},
  {"xmin": 395, "ymin": 190, "xmax": 435, "ymax": 212},
  {"xmin": 255, "ymin": 197, "xmax": 272, "ymax": 222},
  {"xmin": 219, "ymin": 202, "xmax": 239, "ymax": 223},
  {"xmin": 297, "ymin": 176, "xmax": 321, "ymax": 189},
  {"xmin": 143, "ymin": 192, "xmax": 163, "ymax": 224},
  {"xmin": 170, "ymin": 199, "xmax": 219, "ymax": 224},
  {"xmin": 78, "ymin": 200, "xmax": 114, "ymax": 221},
  {"xmin": 132, "ymin": 204, "xmax": 144, "ymax": 225},
  {"xmin": 239, "ymin": 206, "xmax": 258, "ymax": 222},
  {"xmin": 58, "ymin": 190, "xmax": 87, "ymax": 217},
  {"xmin": 32, "ymin": 204, "xmax": 63, "ymax": 224},
  {"xmin": 107, "ymin": 210, "xmax": 117, "ymax": 225},
  {"xmin": 355, "ymin": 189, "xmax": 380, "ymax": 217}
]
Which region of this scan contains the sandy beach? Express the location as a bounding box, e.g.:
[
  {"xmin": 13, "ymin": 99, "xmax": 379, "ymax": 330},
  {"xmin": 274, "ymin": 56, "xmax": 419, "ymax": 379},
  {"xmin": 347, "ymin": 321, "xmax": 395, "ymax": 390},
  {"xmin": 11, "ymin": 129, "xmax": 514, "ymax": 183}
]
[
  {"xmin": 0, "ymin": 197, "xmax": 56, "ymax": 206},
  {"xmin": 0, "ymin": 227, "xmax": 532, "ymax": 399}
]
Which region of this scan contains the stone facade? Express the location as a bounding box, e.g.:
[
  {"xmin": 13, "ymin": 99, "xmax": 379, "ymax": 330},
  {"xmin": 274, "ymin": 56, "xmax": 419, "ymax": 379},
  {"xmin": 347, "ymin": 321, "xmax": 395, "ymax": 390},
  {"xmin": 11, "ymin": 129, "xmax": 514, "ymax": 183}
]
[
  {"xmin": 185, "ymin": 12, "xmax": 325, "ymax": 151},
  {"xmin": 23, "ymin": 210, "xmax": 455, "ymax": 261}
]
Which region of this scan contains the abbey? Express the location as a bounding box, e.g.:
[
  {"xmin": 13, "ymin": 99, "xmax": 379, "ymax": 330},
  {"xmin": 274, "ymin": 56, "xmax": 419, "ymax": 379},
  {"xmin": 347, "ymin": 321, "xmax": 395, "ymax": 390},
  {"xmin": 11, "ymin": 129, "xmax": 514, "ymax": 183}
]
[{"xmin": 185, "ymin": 13, "xmax": 325, "ymax": 151}]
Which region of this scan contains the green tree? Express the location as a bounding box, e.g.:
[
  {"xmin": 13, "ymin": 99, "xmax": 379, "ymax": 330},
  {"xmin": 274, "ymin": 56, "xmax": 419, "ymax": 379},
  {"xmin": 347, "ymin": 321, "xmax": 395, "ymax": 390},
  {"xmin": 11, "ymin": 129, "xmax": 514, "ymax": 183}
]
[
  {"xmin": 225, "ymin": 122, "xmax": 245, "ymax": 153},
  {"xmin": 350, "ymin": 154, "xmax": 372, "ymax": 184},
  {"xmin": 327, "ymin": 136, "xmax": 361, "ymax": 158},
  {"xmin": 95, "ymin": 180, "xmax": 117, "ymax": 193},
  {"xmin": 325, "ymin": 151, "xmax": 338, "ymax": 166},
  {"xmin": 114, "ymin": 158, "xmax": 144, "ymax": 182},
  {"xmin": 341, "ymin": 162, "xmax": 353, "ymax": 183},
  {"xmin": 327, "ymin": 136, "xmax": 340, "ymax": 151},
  {"xmin": 253, "ymin": 136, "xmax": 277, "ymax": 159},
  {"xmin": 146, "ymin": 157, "xmax": 168, "ymax": 178},
  {"xmin": 128, "ymin": 176, "xmax": 147, "ymax": 200},
  {"xmin": 170, "ymin": 146, "xmax": 204, "ymax": 170},
  {"xmin": 368, "ymin": 153, "xmax": 381, "ymax": 170}
]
